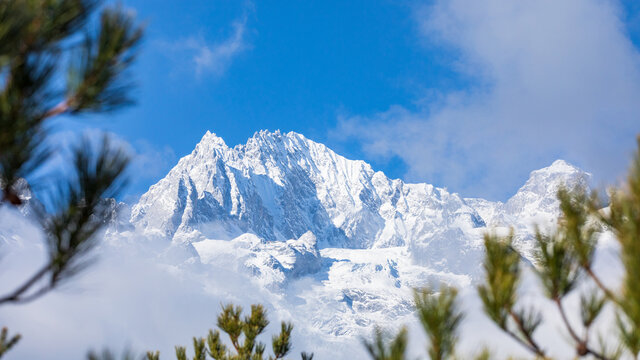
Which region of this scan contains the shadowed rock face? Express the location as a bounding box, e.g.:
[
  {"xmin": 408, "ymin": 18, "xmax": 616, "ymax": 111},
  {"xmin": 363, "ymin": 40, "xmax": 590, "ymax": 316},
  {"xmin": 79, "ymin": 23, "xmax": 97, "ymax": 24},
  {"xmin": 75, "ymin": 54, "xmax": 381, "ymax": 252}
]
[{"xmin": 130, "ymin": 130, "xmax": 484, "ymax": 250}]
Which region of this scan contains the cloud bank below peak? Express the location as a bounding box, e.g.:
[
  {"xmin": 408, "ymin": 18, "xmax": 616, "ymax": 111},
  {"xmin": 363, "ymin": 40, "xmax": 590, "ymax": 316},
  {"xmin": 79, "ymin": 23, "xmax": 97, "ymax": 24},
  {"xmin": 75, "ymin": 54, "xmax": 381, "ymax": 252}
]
[{"xmin": 335, "ymin": 0, "xmax": 640, "ymax": 200}]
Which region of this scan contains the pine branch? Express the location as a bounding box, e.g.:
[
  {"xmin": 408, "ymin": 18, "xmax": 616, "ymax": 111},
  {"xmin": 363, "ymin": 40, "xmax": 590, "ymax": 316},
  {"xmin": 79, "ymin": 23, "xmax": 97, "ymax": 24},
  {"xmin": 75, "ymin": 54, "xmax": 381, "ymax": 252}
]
[
  {"xmin": 414, "ymin": 286, "xmax": 462, "ymax": 360},
  {"xmin": 0, "ymin": 263, "xmax": 50, "ymax": 305},
  {"xmin": 584, "ymin": 267, "xmax": 620, "ymax": 306},
  {"xmin": 42, "ymin": 99, "xmax": 70, "ymax": 119},
  {"xmin": 554, "ymin": 297, "xmax": 610, "ymax": 359},
  {"xmin": 507, "ymin": 310, "xmax": 546, "ymax": 358},
  {"xmin": 500, "ymin": 322, "xmax": 543, "ymax": 358},
  {"xmin": 0, "ymin": 327, "xmax": 21, "ymax": 358},
  {"xmin": 145, "ymin": 351, "xmax": 159, "ymax": 360},
  {"xmin": 364, "ymin": 327, "xmax": 408, "ymax": 360}
]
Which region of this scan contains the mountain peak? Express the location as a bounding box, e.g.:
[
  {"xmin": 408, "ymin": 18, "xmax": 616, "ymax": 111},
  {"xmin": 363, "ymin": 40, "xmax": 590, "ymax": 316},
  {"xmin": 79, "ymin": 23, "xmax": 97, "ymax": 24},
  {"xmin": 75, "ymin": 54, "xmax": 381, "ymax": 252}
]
[
  {"xmin": 550, "ymin": 159, "xmax": 571, "ymax": 168},
  {"xmin": 496, "ymin": 158, "xmax": 591, "ymax": 230},
  {"xmin": 524, "ymin": 159, "xmax": 590, "ymax": 191},
  {"xmin": 248, "ymin": 129, "xmax": 310, "ymax": 146},
  {"xmin": 537, "ymin": 159, "xmax": 583, "ymax": 175},
  {"xmin": 253, "ymin": 129, "xmax": 282, "ymax": 139},
  {"xmin": 198, "ymin": 130, "xmax": 228, "ymax": 149},
  {"xmin": 131, "ymin": 130, "xmax": 483, "ymax": 250}
]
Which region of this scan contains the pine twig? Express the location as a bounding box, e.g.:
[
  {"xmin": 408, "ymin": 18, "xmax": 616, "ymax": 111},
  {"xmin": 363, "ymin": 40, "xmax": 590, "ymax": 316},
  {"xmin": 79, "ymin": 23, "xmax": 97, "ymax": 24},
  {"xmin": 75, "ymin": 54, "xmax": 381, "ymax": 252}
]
[
  {"xmin": 585, "ymin": 267, "xmax": 620, "ymax": 306},
  {"xmin": 554, "ymin": 297, "xmax": 610, "ymax": 360},
  {"xmin": 0, "ymin": 263, "xmax": 51, "ymax": 305},
  {"xmin": 42, "ymin": 99, "xmax": 70, "ymax": 119},
  {"xmin": 508, "ymin": 310, "xmax": 546, "ymax": 358},
  {"xmin": 0, "ymin": 327, "xmax": 21, "ymax": 358}
]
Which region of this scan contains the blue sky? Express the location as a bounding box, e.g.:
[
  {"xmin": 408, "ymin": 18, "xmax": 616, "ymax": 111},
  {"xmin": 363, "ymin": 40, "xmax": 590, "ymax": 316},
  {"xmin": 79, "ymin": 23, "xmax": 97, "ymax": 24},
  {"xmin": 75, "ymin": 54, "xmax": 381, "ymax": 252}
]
[{"xmin": 56, "ymin": 0, "xmax": 640, "ymax": 201}]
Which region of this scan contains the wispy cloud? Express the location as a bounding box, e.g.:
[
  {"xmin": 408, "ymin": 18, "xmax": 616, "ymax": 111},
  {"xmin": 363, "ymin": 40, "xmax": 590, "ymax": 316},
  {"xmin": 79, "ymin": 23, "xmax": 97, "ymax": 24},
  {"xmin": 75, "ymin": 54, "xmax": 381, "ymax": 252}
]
[
  {"xmin": 335, "ymin": 0, "xmax": 640, "ymax": 200},
  {"xmin": 186, "ymin": 15, "xmax": 249, "ymax": 76},
  {"xmin": 159, "ymin": 11, "xmax": 251, "ymax": 78}
]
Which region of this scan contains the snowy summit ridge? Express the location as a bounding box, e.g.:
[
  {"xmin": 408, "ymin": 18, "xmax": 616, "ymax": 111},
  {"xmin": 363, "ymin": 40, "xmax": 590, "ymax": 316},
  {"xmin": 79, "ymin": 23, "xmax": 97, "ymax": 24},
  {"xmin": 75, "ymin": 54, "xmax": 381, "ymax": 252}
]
[
  {"xmin": 131, "ymin": 130, "xmax": 485, "ymax": 252},
  {"xmin": 127, "ymin": 129, "xmax": 590, "ymax": 282}
]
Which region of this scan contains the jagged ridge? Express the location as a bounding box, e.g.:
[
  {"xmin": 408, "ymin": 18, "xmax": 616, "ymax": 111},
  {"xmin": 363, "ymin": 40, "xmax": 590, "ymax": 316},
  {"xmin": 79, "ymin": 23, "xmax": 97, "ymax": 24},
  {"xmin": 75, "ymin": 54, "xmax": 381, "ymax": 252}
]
[{"xmin": 131, "ymin": 130, "xmax": 485, "ymax": 251}]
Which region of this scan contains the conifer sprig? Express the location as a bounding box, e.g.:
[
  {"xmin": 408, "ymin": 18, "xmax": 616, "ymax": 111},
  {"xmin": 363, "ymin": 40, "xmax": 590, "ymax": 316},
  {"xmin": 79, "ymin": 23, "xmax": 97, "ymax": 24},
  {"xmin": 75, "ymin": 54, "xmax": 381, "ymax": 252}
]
[
  {"xmin": 414, "ymin": 286, "xmax": 462, "ymax": 360},
  {"xmin": 163, "ymin": 304, "xmax": 310, "ymax": 360},
  {"xmin": 0, "ymin": 1, "xmax": 142, "ymax": 356},
  {"xmin": 605, "ymin": 137, "xmax": 640, "ymax": 356},
  {"xmin": 0, "ymin": 327, "xmax": 20, "ymax": 358},
  {"xmin": 477, "ymin": 233, "xmax": 546, "ymax": 358},
  {"xmin": 0, "ymin": 0, "xmax": 141, "ymax": 308},
  {"xmin": 0, "ymin": 136, "xmax": 129, "ymax": 305},
  {"xmin": 363, "ymin": 327, "xmax": 408, "ymax": 360}
]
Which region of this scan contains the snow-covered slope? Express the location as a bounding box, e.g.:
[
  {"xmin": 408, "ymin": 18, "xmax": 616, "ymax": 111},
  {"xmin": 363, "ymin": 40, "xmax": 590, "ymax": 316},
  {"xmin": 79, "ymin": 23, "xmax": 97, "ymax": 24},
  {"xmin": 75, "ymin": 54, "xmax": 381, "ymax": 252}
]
[
  {"xmin": 112, "ymin": 130, "xmax": 592, "ymax": 339},
  {"xmin": 0, "ymin": 130, "xmax": 594, "ymax": 358},
  {"xmin": 128, "ymin": 130, "xmax": 591, "ymax": 278},
  {"xmin": 131, "ymin": 130, "xmax": 484, "ymax": 252}
]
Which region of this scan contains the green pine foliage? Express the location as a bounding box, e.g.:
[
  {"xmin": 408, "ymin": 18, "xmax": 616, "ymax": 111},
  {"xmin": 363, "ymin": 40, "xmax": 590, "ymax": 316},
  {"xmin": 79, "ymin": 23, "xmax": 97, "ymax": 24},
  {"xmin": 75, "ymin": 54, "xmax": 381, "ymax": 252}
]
[
  {"xmin": 0, "ymin": 328, "xmax": 20, "ymax": 357},
  {"xmin": 476, "ymin": 233, "xmax": 545, "ymax": 358},
  {"xmin": 363, "ymin": 286, "xmax": 462, "ymax": 360},
  {"xmin": 478, "ymin": 232, "xmax": 520, "ymax": 329},
  {"xmin": 146, "ymin": 304, "xmax": 312, "ymax": 360},
  {"xmin": 414, "ymin": 286, "xmax": 463, "ymax": 360},
  {"xmin": 0, "ymin": 0, "xmax": 143, "ymax": 357},
  {"xmin": 604, "ymin": 138, "xmax": 640, "ymax": 356},
  {"xmin": 482, "ymin": 139, "xmax": 640, "ymax": 359},
  {"xmin": 364, "ymin": 327, "xmax": 408, "ymax": 360}
]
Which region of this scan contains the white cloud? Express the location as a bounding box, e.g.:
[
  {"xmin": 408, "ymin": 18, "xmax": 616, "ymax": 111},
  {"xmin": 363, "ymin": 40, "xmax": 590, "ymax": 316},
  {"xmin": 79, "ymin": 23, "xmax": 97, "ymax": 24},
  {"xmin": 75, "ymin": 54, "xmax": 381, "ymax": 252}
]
[
  {"xmin": 0, "ymin": 208, "xmax": 279, "ymax": 359},
  {"xmin": 0, "ymin": 205, "xmax": 624, "ymax": 359},
  {"xmin": 336, "ymin": 0, "xmax": 640, "ymax": 200},
  {"xmin": 0, "ymin": 207, "xmax": 366, "ymax": 360},
  {"xmin": 183, "ymin": 15, "xmax": 249, "ymax": 77}
]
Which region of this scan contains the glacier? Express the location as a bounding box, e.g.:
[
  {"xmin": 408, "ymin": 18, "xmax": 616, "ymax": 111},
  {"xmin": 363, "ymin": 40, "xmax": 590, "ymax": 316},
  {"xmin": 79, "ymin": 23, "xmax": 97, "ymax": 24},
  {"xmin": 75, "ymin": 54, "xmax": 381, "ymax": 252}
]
[{"xmin": 0, "ymin": 130, "xmax": 596, "ymax": 359}]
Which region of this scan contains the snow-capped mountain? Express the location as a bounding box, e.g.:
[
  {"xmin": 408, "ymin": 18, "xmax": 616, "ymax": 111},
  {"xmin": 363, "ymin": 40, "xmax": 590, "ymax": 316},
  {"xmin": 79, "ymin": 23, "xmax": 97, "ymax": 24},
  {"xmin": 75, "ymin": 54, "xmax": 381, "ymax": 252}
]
[
  {"xmin": 130, "ymin": 130, "xmax": 489, "ymax": 271},
  {"xmin": 113, "ymin": 130, "xmax": 590, "ymax": 341},
  {"xmin": 127, "ymin": 131, "xmax": 590, "ymax": 278},
  {"xmin": 0, "ymin": 130, "xmax": 594, "ymax": 358}
]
